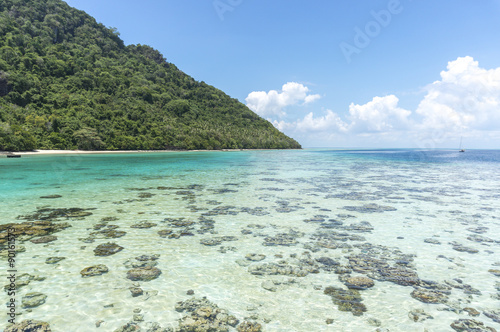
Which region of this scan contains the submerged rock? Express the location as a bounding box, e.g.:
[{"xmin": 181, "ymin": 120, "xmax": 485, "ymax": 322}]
[
  {"xmin": 94, "ymin": 242, "xmax": 124, "ymax": 256},
  {"xmin": 344, "ymin": 221, "xmax": 374, "ymax": 233},
  {"xmin": 124, "ymin": 255, "xmax": 160, "ymax": 269},
  {"xmin": 30, "ymin": 235, "xmax": 58, "ymax": 244},
  {"xmin": 0, "ymin": 221, "xmax": 71, "ymax": 246},
  {"xmin": 237, "ymin": 321, "xmax": 262, "ymax": 332},
  {"xmin": 377, "ymin": 267, "xmax": 420, "ymax": 286},
  {"xmin": 90, "ymin": 226, "xmax": 127, "ymax": 239},
  {"xmin": 314, "ymin": 230, "xmax": 366, "ymax": 242},
  {"xmin": 158, "ymin": 229, "xmax": 173, "ymax": 238},
  {"xmin": 113, "ymin": 322, "xmax": 141, "ymax": 332},
  {"xmin": 129, "ymin": 287, "xmax": 143, "ymax": 297},
  {"xmin": 450, "ymin": 318, "xmax": 497, "ymax": 332},
  {"xmin": 450, "ymin": 242, "xmax": 479, "ymax": 254},
  {"xmin": 261, "ymin": 280, "xmax": 277, "ymax": 292},
  {"xmin": 4, "ymin": 279, "xmax": 30, "ymax": 292},
  {"xmin": 424, "ymin": 238, "xmax": 441, "ymax": 245},
  {"xmin": 467, "ymin": 226, "xmax": 489, "ymax": 234},
  {"xmin": 136, "ymin": 254, "xmax": 160, "ymax": 261},
  {"xmin": 324, "ymin": 286, "xmax": 367, "ymax": 316},
  {"xmin": 221, "ymin": 236, "xmax": 238, "ymax": 242},
  {"xmin": 22, "ymin": 292, "xmax": 47, "ymax": 308},
  {"xmin": 144, "ymin": 322, "xmax": 168, "ymax": 331},
  {"xmin": 316, "ymin": 257, "xmax": 340, "ymax": 267},
  {"xmin": 344, "ymin": 276, "xmax": 375, "ymax": 290},
  {"xmin": 130, "ymin": 221, "xmax": 157, "ymax": 229},
  {"xmin": 335, "ymin": 266, "xmax": 353, "ymax": 274},
  {"xmin": 126, "ymin": 266, "xmax": 162, "ymax": 281},
  {"xmin": 408, "ymin": 309, "xmax": 433, "ymax": 322},
  {"xmin": 16, "ymin": 207, "xmax": 94, "ymax": 221},
  {"xmin": 101, "ymin": 216, "xmax": 120, "ymax": 222},
  {"xmin": 81, "ymin": 264, "xmax": 109, "ymax": 277},
  {"xmin": 488, "ymin": 269, "xmax": 500, "ymax": 277},
  {"xmin": 175, "ymin": 297, "xmax": 239, "ymax": 332},
  {"xmin": 40, "ymin": 195, "xmax": 62, "ymax": 199},
  {"xmin": 3, "ymin": 273, "xmax": 44, "ymax": 292},
  {"xmin": 200, "ymin": 238, "xmax": 223, "ymax": 246},
  {"xmin": 483, "ymin": 309, "xmax": 500, "ymax": 323},
  {"xmin": 45, "ymin": 257, "xmax": 65, "ymax": 264},
  {"xmin": 317, "ymin": 241, "xmax": 352, "ymax": 250},
  {"xmin": 103, "ymin": 229, "xmax": 127, "ymax": 239},
  {"xmin": 138, "ymin": 192, "xmax": 155, "ymax": 198},
  {"xmin": 235, "ymin": 259, "xmax": 251, "ymax": 267},
  {"xmin": 367, "ymin": 318, "xmax": 381, "ymax": 327},
  {"xmin": 165, "ymin": 218, "xmax": 195, "ymax": 227},
  {"xmin": 348, "ymin": 254, "xmax": 420, "ymax": 286},
  {"xmin": 303, "ymin": 215, "xmax": 327, "ymax": 223},
  {"xmin": 245, "ymin": 254, "xmax": 266, "ymax": 262},
  {"xmin": 410, "ymin": 288, "xmax": 448, "ymax": 304},
  {"xmin": 218, "ymin": 246, "xmax": 237, "ymax": 253},
  {"xmin": 248, "ymin": 262, "xmax": 311, "ymax": 277},
  {"xmin": 263, "ymin": 233, "xmax": 299, "ymax": 246},
  {"xmin": 4, "ymin": 320, "xmax": 52, "ymax": 332},
  {"xmin": 176, "ymin": 297, "xmax": 215, "ymax": 312},
  {"xmin": 133, "ymin": 314, "xmax": 144, "ymax": 322},
  {"xmin": 463, "ymin": 307, "xmax": 480, "ymax": 317},
  {"xmin": 343, "ymin": 203, "xmax": 396, "ymax": 213}
]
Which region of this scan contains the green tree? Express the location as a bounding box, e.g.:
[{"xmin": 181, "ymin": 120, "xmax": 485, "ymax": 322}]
[
  {"xmin": 72, "ymin": 127, "xmax": 105, "ymax": 150},
  {"xmin": 0, "ymin": 0, "xmax": 301, "ymax": 151}
]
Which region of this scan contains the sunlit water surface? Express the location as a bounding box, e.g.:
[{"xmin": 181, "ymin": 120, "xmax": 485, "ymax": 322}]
[{"xmin": 1, "ymin": 149, "xmax": 499, "ymax": 331}]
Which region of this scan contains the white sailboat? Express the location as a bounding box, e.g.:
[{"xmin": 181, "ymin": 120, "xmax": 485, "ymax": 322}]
[{"xmin": 459, "ymin": 137, "xmax": 465, "ymax": 152}]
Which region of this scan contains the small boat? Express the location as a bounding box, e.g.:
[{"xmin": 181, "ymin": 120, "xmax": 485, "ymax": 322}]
[
  {"xmin": 6, "ymin": 153, "xmax": 21, "ymax": 158},
  {"xmin": 459, "ymin": 137, "xmax": 465, "ymax": 152}
]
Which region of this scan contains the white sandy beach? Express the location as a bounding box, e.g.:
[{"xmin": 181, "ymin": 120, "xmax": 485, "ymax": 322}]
[
  {"xmin": 1, "ymin": 149, "xmax": 177, "ymax": 155},
  {"xmin": 0, "ymin": 148, "xmax": 263, "ymax": 156}
]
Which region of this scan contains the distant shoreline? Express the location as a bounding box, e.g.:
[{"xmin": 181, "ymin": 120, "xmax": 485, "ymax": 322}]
[{"xmin": 0, "ymin": 149, "xmax": 295, "ymax": 156}]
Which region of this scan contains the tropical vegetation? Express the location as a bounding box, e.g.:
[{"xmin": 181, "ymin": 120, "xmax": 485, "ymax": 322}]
[{"xmin": 0, "ymin": 0, "xmax": 301, "ymax": 151}]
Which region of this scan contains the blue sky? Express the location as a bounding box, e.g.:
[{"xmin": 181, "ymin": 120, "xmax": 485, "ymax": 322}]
[{"xmin": 64, "ymin": 0, "xmax": 500, "ymax": 149}]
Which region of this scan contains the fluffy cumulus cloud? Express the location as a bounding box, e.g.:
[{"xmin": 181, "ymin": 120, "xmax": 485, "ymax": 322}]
[
  {"xmin": 295, "ymin": 110, "xmax": 349, "ymax": 133},
  {"xmin": 245, "ymin": 82, "xmax": 321, "ymax": 117},
  {"xmin": 416, "ymin": 56, "xmax": 500, "ymax": 132},
  {"xmin": 257, "ymin": 57, "xmax": 500, "ymax": 147},
  {"xmin": 348, "ymin": 95, "xmax": 411, "ymax": 133},
  {"xmin": 270, "ymin": 95, "xmax": 410, "ymax": 140}
]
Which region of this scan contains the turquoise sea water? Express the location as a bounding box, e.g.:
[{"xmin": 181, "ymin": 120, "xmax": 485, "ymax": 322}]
[{"xmin": 1, "ymin": 149, "xmax": 499, "ymax": 331}]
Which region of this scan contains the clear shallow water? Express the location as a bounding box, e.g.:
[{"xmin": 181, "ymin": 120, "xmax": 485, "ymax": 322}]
[{"xmin": 1, "ymin": 149, "xmax": 499, "ymax": 331}]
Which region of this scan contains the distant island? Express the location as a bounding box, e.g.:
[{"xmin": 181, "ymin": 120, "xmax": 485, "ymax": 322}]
[{"xmin": 0, "ymin": 0, "xmax": 301, "ymax": 151}]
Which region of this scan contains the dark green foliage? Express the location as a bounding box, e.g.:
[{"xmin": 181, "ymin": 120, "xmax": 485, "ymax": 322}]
[
  {"xmin": 73, "ymin": 127, "xmax": 105, "ymax": 150},
  {"xmin": 0, "ymin": 0, "xmax": 301, "ymax": 151}
]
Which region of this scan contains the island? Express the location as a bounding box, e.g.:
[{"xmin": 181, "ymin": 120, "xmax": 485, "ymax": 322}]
[{"xmin": 0, "ymin": 0, "xmax": 301, "ymax": 151}]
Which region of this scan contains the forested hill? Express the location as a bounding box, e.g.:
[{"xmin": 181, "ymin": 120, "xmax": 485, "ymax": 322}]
[{"xmin": 0, "ymin": 0, "xmax": 301, "ymax": 151}]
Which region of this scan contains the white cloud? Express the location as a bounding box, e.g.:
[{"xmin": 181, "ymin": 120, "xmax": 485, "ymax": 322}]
[
  {"xmin": 271, "ymin": 119, "xmax": 293, "ymax": 132},
  {"xmin": 274, "ymin": 95, "xmax": 410, "ymax": 136},
  {"xmin": 416, "ymin": 56, "xmax": 500, "ymax": 132},
  {"xmin": 295, "ymin": 110, "xmax": 349, "ymax": 133},
  {"xmin": 252, "ymin": 57, "xmax": 500, "ymax": 148},
  {"xmin": 245, "ymin": 82, "xmax": 320, "ymax": 117},
  {"xmin": 304, "ymin": 94, "xmax": 321, "ymax": 104},
  {"xmin": 348, "ymin": 95, "xmax": 411, "ymax": 133}
]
